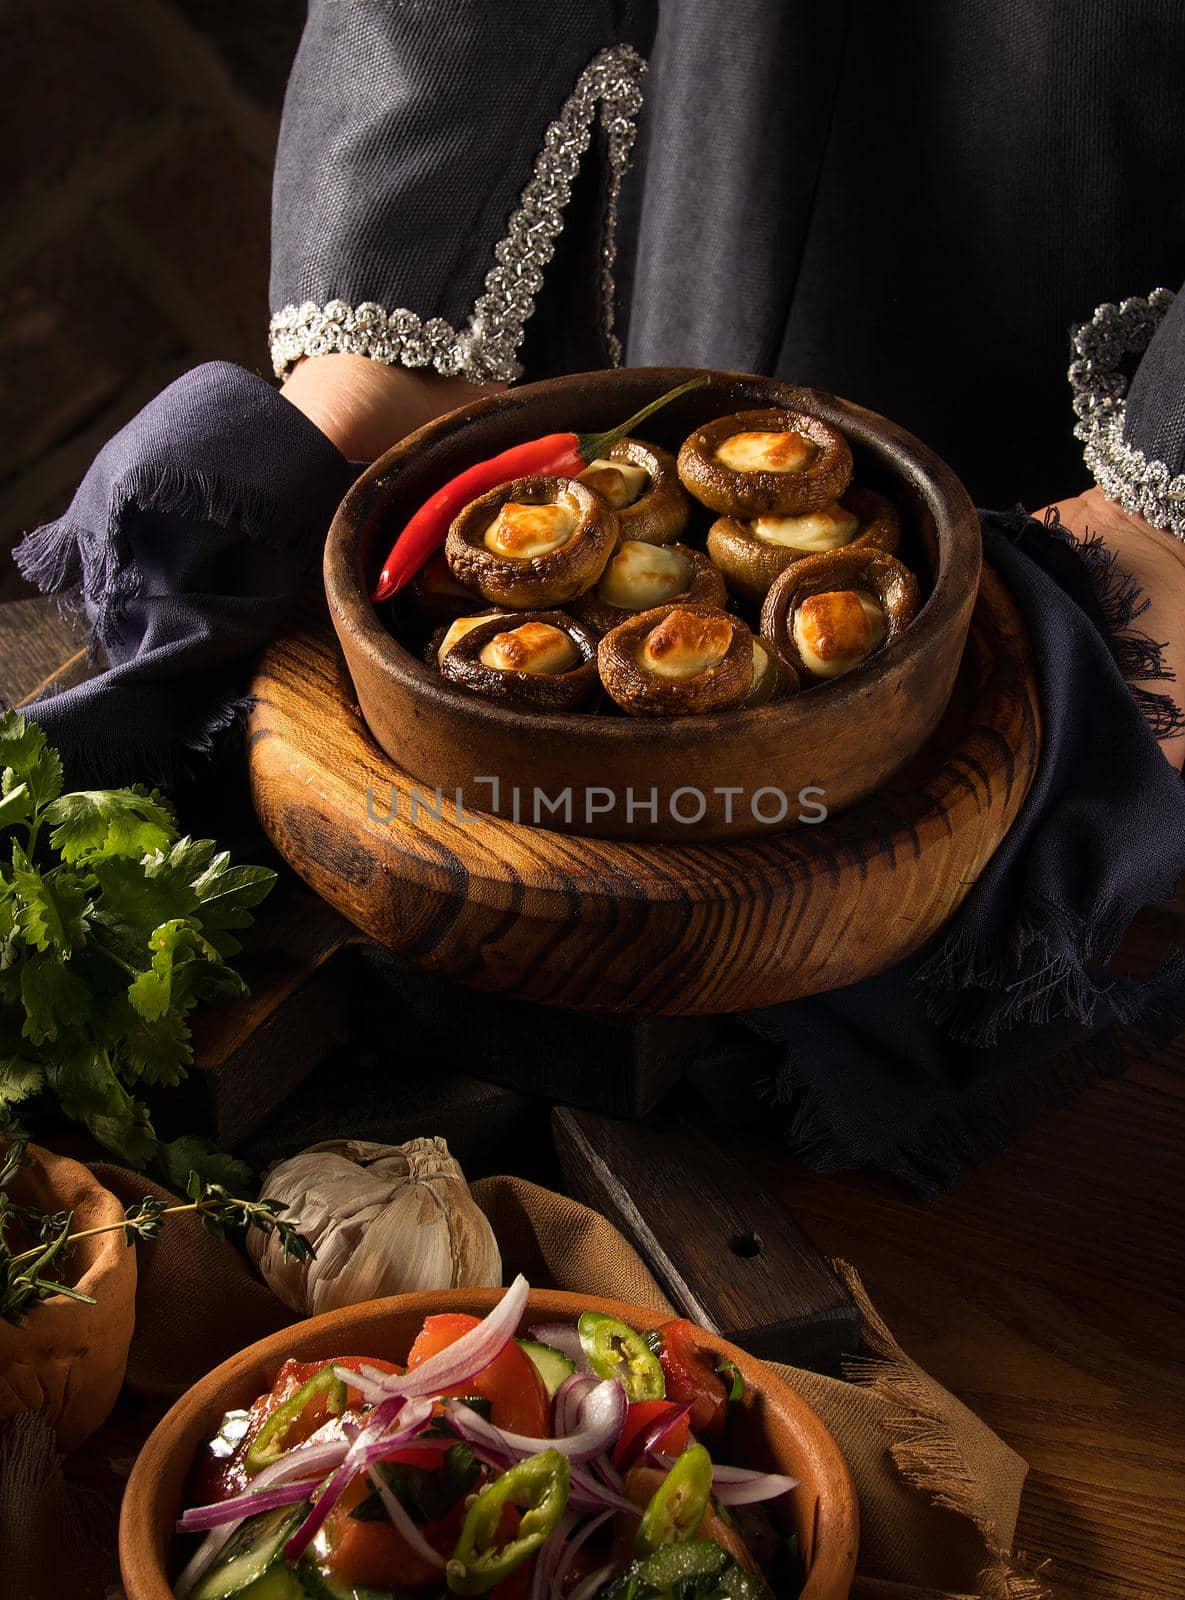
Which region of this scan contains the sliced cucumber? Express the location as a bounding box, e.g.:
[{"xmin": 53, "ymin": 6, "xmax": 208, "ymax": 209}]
[
  {"xmin": 236, "ymin": 1567, "xmax": 309, "ymax": 1600},
  {"xmin": 189, "ymin": 1504, "xmax": 308, "ymax": 1600},
  {"xmin": 518, "ymin": 1338, "xmax": 577, "ymax": 1397},
  {"xmin": 297, "ymin": 1560, "xmax": 394, "ymax": 1600}
]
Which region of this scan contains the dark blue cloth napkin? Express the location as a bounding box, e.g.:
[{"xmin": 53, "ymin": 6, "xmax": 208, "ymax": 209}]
[
  {"xmin": 11, "ymin": 362, "xmax": 354, "ymax": 784},
  {"xmin": 747, "ymin": 512, "xmax": 1185, "ymax": 1192},
  {"xmin": 12, "ymin": 363, "xmax": 1185, "ymax": 1192}
]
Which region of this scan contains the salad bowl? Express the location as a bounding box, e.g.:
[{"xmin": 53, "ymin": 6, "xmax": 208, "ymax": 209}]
[
  {"xmin": 120, "ymin": 1286, "xmax": 858, "ymax": 1600},
  {"xmin": 323, "ymin": 366, "xmax": 981, "ymax": 842}
]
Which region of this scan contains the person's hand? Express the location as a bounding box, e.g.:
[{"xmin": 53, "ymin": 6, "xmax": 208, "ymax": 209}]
[
  {"xmin": 1035, "ymin": 485, "xmax": 1185, "ymax": 770},
  {"xmin": 279, "ymin": 352, "xmax": 505, "ymax": 462}
]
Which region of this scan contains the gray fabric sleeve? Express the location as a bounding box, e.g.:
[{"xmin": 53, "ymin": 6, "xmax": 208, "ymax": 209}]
[
  {"xmin": 1071, "ymin": 283, "xmax": 1185, "ymax": 537},
  {"xmin": 269, "ymin": 0, "xmax": 652, "ymax": 384}
]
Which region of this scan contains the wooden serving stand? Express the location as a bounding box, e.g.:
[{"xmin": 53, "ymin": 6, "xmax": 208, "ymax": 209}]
[{"xmin": 247, "ymin": 564, "xmax": 1039, "ymax": 1016}]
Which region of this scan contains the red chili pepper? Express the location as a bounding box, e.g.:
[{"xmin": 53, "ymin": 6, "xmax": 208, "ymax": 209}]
[{"xmin": 371, "ymin": 376, "xmax": 709, "ymax": 602}]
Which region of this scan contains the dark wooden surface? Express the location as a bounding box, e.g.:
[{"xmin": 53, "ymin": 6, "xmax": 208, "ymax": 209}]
[
  {"xmin": 554, "ymin": 1106, "xmax": 860, "ymax": 1374},
  {"xmin": 2, "ymin": 596, "xmax": 91, "ymax": 706},
  {"xmin": 6, "ymin": 599, "xmax": 1183, "ymax": 1600}
]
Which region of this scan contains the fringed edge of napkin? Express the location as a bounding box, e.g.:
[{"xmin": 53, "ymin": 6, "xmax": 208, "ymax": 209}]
[
  {"xmin": 13, "ymin": 463, "xmax": 280, "ymax": 655},
  {"xmin": 833, "ymin": 1262, "xmax": 1050, "ymax": 1600},
  {"xmin": 914, "ymin": 506, "xmax": 1185, "ymax": 1045},
  {"xmin": 1037, "ymin": 506, "xmax": 1185, "ymax": 740},
  {"xmin": 915, "ymin": 505, "xmax": 1185, "ymax": 1035}
]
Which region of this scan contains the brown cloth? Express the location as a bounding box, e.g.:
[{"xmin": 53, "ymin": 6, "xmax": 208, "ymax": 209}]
[{"xmin": 1, "ymin": 1169, "xmax": 1046, "ymax": 1600}]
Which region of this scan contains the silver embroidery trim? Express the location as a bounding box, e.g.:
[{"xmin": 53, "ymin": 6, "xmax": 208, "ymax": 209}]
[
  {"xmin": 1070, "ymin": 286, "xmax": 1185, "ymax": 538},
  {"xmin": 268, "ymin": 45, "xmax": 645, "ymax": 385}
]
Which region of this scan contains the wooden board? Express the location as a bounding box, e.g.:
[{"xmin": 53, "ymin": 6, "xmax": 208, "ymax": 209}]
[
  {"xmin": 247, "ymin": 564, "xmax": 1040, "ymax": 1015},
  {"xmin": 553, "ymin": 1106, "xmax": 860, "ymax": 1375}
]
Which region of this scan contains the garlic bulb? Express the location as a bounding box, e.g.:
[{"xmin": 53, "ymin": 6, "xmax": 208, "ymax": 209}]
[{"xmin": 248, "ymin": 1138, "xmax": 502, "ymax": 1316}]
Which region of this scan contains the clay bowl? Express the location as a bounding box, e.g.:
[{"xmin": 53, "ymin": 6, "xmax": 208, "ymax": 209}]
[
  {"xmin": 120, "ymin": 1287, "xmax": 858, "ymax": 1600},
  {"xmin": 0, "ymin": 1141, "xmax": 137, "ymax": 1450},
  {"xmin": 324, "ymin": 368, "xmax": 981, "ymax": 842}
]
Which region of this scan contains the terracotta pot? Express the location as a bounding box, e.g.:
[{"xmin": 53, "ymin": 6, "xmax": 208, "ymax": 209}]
[
  {"xmin": 121, "ymin": 1288, "xmax": 858, "ymax": 1600},
  {"xmin": 0, "ymin": 1141, "xmax": 137, "ymax": 1450},
  {"xmin": 323, "ymin": 367, "xmax": 981, "ymax": 840}
]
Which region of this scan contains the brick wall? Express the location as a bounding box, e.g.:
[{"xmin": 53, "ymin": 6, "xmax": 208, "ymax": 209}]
[{"xmin": 0, "ymin": 0, "xmax": 303, "ymax": 600}]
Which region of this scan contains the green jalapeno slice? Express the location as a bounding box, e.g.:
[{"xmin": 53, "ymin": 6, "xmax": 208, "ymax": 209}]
[
  {"xmin": 577, "ymin": 1311, "xmax": 666, "ymax": 1402},
  {"xmin": 244, "ymin": 1366, "xmax": 347, "ymax": 1475},
  {"xmin": 636, "ymin": 1443, "xmax": 714, "ymax": 1557},
  {"xmin": 446, "ymin": 1448, "xmax": 570, "ymax": 1595}
]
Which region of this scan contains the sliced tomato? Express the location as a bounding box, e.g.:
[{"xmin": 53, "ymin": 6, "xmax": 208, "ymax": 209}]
[
  {"xmin": 612, "ymin": 1400, "xmax": 692, "ymax": 1469},
  {"xmin": 405, "ymin": 1313, "xmax": 550, "ymax": 1437},
  {"xmin": 655, "ymin": 1321, "xmax": 728, "ymax": 1436},
  {"xmin": 321, "ymin": 1465, "xmax": 469, "ymax": 1590}
]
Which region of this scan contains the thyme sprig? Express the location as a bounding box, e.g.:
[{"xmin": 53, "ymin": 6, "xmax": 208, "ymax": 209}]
[{"xmin": 0, "ymin": 1139, "xmax": 312, "ymax": 1325}]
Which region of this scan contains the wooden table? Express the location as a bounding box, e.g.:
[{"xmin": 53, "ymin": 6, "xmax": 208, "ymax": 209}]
[{"xmin": 4, "ymin": 599, "xmax": 1182, "ymax": 1600}]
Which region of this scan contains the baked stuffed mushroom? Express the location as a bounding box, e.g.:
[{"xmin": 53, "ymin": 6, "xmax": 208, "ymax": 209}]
[
  {"xmin": 739, "ymin": 638, "xmax": 799, "ymax": 707},
  {"xmin": 445, "ymin": 475, "xmax": 616, "ymax": 609},
  {"xmin": 598, "ymin": 602, "xmax": 755, "ymax": 716},
  {"xmin": 578, "ymin": 436, "xmax": 691, "ymax": 545},
  {"xmin": 405, "ymin": 550, "xmax": 485, "ymax": 625},
  {"xmin": 426, "ymin": 609, "xmax": 511, "ymax": 666},
  {"xmin": 437, "ymin": 611, "xmax": 600, "ymax": 710},
  {"xmin": 760, "ymin": 547, "xmax": 921, "ymax": 685},
  {"xmin": 707, "ymin": 486, "xmax": 901, "ymax": 604},
  {"xmin": 677, "ymin": 408, "xmax": 852, "ymax": 518},
  {"xmin": 570, "ymin": 540, "xmax": 726, "ymax": 636}
]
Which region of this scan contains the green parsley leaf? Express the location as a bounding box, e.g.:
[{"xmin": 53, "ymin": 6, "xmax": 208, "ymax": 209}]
[
  {"xmin": 0, "ymin": 782, "xmax": 32, "ymax": 830},
  {"xmin": 10, "ymin": 847, "xmax": 90, "ymax": 955},
  {"xmin": 43, "ymin": 787, "xmax": 176, "ymax": 863},
  {"xmin": 89, "ymin": 852, "xmax": 199, "ymax": 935},
  {"xmin": 118, "ymin": 1007, "xmax": 193, "ymax": 1087},
  {"xmin": 158, "ymin": 1137, "xmax": 251, "ymax": 1194},
  {"xmin": 127, "ymin": 918, "xmax": 242, "ymax": 1021},
  {"xmin": 0, "ymin": 712, "xmax": 270, "ymax": 1176},
  {"xmin": 19, "ymin": 951, "xmax": 90, "ymax": 1045},
  {"xmin": 0, "ymin": 1060, "xmax": 45, "ymax": 1109},
  {"xmin": 0, "ymin": 716, "xmax": 61, "ymax": 807}
]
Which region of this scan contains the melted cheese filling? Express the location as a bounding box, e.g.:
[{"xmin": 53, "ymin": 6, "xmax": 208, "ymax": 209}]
[
  {"xmin": 752, "ymin": 505, "xmax": 859, "ymax": 551},
  {"xmin": 792, "ymin": 590, "xmax": 886, "ymax": 679},
  {"xmin": 484, "ymin": 501, "xmax": 577, "ymax": 559},
  {"xmin": 479, "ymin": 620, "xmax": 580, "ymax": 676},
  {"xmin": 750, "ymin": 639, "xmax": 772, "ymax": 693},
  {"xmin": 641, "ymin": 608, "xmax": 734, "ymax": 681},
  {"xmin": 597, "ymin": 541, "xmax": 691, "ymax": 610},
  {"xmin": 437, "ymin": 613, "xmax": 509, "ymax": 661},
  {"xmin": 578, "ymin": 457, "xmax": 650, "ymax": 509},
  {"xmin": 714, "ymin": 430, "xmax": 816, "ymax": 474}
]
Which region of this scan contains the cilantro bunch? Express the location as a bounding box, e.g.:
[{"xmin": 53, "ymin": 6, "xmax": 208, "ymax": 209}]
[{"xmin": 0, "ymin": 711, "xmax": 276, "ymax": 1188}]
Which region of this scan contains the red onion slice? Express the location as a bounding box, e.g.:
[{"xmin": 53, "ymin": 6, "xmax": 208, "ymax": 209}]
[
  {"xmin": 566, "ymin": 1463, "xmax": 635, "ymax": 1515},
  {"xmin": 708, "ymin": 1467, "xmax": 801, "ymax": 1506},
  {"xmin": 653, "ymin": 1453, "xmax": 800, "ymax": 1505},
  {"xmin": 553, "ymin": 1371, "xmax": 599, "ymax": 1437},
  {"xmin": 179, "ymin": 1477, "xmax": 319, "ymax": 1533},
  {"xmin": 284, "ymin": 1395, "xmax": 435, "ymax": 1565},
  {"xmin": 551, "ymin": 1510, "xmax": 614, "ymax": 1598},
  {"xmin": 588, "ymin": 1451, "xmax": 626, "ymax": 1494},
  {"xmin": 344, "ymin": 1275, "xmax": 530, "ymax": 1403},
  {"xmin": 530, "ymin": 1509, "xmax": 578, "ymax": 1600},
  {"xmin": 448, "ymin": 1378, "xmax": 625, "ymax": 1464},
  {"xmin": 568, "ymin": 1562, "xmax": 617, "ymax": 1600}
]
